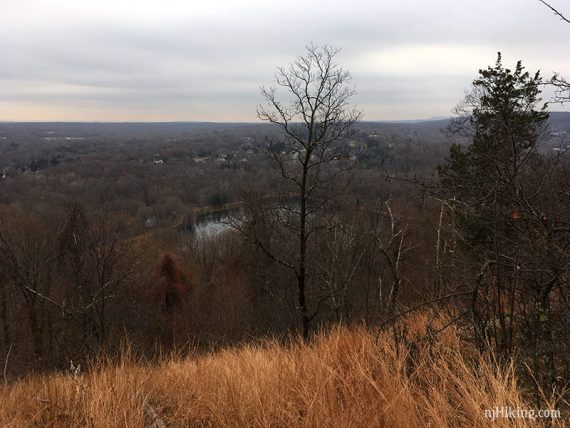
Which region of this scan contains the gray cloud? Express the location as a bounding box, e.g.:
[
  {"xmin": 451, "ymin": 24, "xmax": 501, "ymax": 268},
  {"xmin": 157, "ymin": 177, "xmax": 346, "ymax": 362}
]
[{"xmin": 0, "ymin": 0, "xmax": 568, "ymax": 121}]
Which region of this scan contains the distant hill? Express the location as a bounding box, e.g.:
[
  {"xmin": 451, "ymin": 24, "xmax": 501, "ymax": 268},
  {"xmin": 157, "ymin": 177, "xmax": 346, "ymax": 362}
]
[
  {"xmin": 357, "ymin": 111, "xmax": 570, "ymax": 145},
  {"xmin": 0, "ymin": 316, "xmax": 545, "ymax": 427},
  {"xmin": 0, "ymin": 112, "xmax": 567, "ymax": 144},
  {"xmin": 547, "ymin": 111, "xmax": 570, "ymax": 133}
]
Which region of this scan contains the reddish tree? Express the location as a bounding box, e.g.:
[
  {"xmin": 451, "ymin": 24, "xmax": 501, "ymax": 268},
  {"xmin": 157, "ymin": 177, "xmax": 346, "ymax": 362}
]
[{"xmin": 153, "ymin": 253, "xmax": 191, "ymax": 312}]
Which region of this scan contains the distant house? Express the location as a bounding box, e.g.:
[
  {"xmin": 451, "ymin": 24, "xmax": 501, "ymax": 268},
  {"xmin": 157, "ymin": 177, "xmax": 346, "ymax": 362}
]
[
  {"xmin": 215, "ymin": 152, "xmax": 229, "ymax": 162},
  {"xmin": 153, "ymin": 153, "xmax": 164, "ymax": 165}
]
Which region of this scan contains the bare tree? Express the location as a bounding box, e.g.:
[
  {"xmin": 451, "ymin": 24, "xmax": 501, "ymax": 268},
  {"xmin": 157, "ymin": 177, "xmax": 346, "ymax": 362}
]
[
  {"xmin": 550, "ymin": 74, "xmax": 570, "ymax": 103},
  {"xmin": 0, "ymin": 211, "xmax": 57, "ymax": 359},
  {"xmin": 538, "ymin": 1, "xmax": 570, "ymax": 102},
  {"xmin": 372, "ymin": 201, "xmax": 413, "ymax": 321},
  {"xmin": 250, "ymin": 44, "xmax": 361, "ymax": 339},
  {"xmin": 58, "ymin": 204, "xmax": 137, "ymax": 350},
  {"xmin": 314, "ymin": 223, "xmax": 366, "ymax": 324},
  {"xmin": 538, "ymin": 0, "xmax": 570, "ymax": 24}
]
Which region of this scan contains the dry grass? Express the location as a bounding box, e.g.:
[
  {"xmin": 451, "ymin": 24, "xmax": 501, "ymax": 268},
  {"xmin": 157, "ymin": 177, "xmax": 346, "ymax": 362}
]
[{"xmin": 0, "ymin": 313, "xmax": 565, "ymax": 427}]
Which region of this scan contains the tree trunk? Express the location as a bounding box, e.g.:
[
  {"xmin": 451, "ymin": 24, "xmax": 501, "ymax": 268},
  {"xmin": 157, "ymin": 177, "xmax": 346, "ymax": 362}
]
[
  {"xmin": 298, "ymin": 163, "xmax": 310, "ymax": 340},
  {"xmin": 537, "ymin": 286, "xmax": 556, "ymax": 392},
  {"xmin": 0, "ymin": 284, "xmax": 10, "ymax": 351},
  {"xmin": 27, "ymin": 302, "xmax": 43, "ymax": 359}
]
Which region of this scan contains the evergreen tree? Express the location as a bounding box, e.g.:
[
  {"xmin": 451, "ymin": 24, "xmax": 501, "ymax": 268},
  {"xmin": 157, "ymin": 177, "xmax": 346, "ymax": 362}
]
[
  {"xmin": 437, "ymin": 54, "xmax": 553, "ymax": 361},
  {"xmin": 439, "ymin": 53, "xmax": 549, "ymax": 246}
]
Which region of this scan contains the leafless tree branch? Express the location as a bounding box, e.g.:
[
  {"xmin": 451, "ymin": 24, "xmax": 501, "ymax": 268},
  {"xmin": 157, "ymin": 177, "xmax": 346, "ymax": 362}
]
[{"xmin": 538, "ymin": 0, "xmax": 570, "ymax": 24}]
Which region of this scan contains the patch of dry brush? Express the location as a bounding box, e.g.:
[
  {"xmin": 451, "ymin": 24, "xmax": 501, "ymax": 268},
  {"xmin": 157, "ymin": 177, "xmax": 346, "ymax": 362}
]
[{"xmin": 0, "ymin": 313, "xmax": 564, "ymax": 427}]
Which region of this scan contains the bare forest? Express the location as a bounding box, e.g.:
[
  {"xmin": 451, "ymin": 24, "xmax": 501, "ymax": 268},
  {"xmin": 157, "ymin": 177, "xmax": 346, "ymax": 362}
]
[{"xmin": 0, "ymin": 26, "xmax": 570, "ymax": 427}]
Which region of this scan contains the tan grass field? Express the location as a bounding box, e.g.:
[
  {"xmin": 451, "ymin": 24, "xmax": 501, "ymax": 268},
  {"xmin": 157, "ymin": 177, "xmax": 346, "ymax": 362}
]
[{"xmin": 0, "ymin": 314, "xmax": 565, "ymax": 427}]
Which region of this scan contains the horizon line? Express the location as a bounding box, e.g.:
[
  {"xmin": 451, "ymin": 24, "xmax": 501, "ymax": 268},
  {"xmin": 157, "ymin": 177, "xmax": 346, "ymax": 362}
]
[{"xmin": 1, "ymin": 112, "xmax": 569, "ymax": 125}]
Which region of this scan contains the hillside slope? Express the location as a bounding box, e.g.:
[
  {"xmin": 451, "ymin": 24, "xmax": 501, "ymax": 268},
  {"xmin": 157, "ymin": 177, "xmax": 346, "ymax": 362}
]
[{"xmin": 0, "ymin": 314, "xmax": 565, "ymax": 427}]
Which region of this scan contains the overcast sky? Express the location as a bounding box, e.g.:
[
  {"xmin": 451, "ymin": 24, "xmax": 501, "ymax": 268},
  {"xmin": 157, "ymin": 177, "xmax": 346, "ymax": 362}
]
[{"xmin": 0, "ymin": 0, "xmax": 568, "ymax": 122}]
